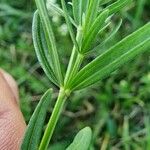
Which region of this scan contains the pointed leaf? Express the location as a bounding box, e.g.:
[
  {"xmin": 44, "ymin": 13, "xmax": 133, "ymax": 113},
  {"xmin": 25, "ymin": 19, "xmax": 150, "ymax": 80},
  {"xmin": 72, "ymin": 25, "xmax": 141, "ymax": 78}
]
[
  {"xmin": 82, "ymin": 0, "xmax": 90, "ymax": 15},
  {"xmin": 72, "ymin": 0, "xmax": 89, "ymax": 25},
  {"xmin": 66, "ymin": 127, "xmax": 92, "ymax": 150},
  {"xmin": 72, "ymin": 0, "xmax": 81, "ymax": 25},
  {"xmin": 32, "ymin": 11, "xmax": 59, "ymax": 86},
  {"xmin": 21, "ymin": 89, "xmax": 53, "ymax": 150},
  {"xmin": 101, "ymin": 0, "xmax": 112, "ymax": 5},
  {"xmin": 70, "ymin": 23, "xmax": 150, "ymax": 90},
  {"xmin": 35, "ymin": 0, "xmax": 63, "ymax": 85},
  {"xmin": 106, "ymin": 0, "xmax": 132, "ymax": 15},
  {"xmin": 84, "ymin": 0, "xmax": 102, "ymax": 34},
  {"xmin": 81, "ymin": 9, "xmax": 109, "ymax": 53},
  {"xmin": 92, "ymin": 19, "xmax": 122, "ymax": 53},
  {"xmin": 46, "ymin": 1, "xmax": 76, "ymax": 27},
  {"xmin": 61, "ymin": 0, "xmax": 79, "ymax": 51}
]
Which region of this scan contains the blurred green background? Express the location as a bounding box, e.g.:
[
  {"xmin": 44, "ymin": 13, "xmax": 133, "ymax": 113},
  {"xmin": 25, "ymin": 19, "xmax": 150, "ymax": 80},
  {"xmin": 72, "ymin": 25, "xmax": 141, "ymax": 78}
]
[{"xmin": 0, "ymin": 0, "xmax": 150, "ymax": 149}]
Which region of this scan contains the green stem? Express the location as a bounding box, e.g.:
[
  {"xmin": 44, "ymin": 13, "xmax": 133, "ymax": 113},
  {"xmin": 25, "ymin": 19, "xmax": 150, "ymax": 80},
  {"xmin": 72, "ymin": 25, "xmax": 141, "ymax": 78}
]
[
  {"xmin": 64, "ymin": 46, "xmax": 78, "ymax": 85},
  {"xmin": 39, "ymin": 88, "xmax": 69, "ymax": 150},
  {"xmin": 64, "ymin": 26, "xmax": 84, "ymax": 87},
  {"xmin": 65, "ymin": 53, "xmax": 84, "ymax": 88}
]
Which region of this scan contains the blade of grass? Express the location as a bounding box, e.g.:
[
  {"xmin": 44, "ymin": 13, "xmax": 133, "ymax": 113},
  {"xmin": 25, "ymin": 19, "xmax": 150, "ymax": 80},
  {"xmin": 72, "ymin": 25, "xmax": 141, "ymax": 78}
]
[
  {"xmin": 145, "ymin": 116, "xmax": 150, "ymax": 150},
  {"xmin": 21, "ymin": 89, "xmax": 53, "ymax": 150},
  {"xmin": 123, "ymin": 116, "xmax": 130, "ymax": 150}
]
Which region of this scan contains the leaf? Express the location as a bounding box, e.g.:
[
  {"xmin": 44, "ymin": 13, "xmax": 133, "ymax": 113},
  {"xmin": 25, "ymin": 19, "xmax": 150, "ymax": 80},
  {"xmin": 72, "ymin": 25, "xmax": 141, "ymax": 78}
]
[
  {"xmin": 46, "ymin": 1, "xmax": 76, "ymax": 27},
  {"xmin": 70, "ymin": 23, "xmax": 150, "ymax": 90},
  {"xmin": 32, "ymin": 11, "xmax": 59, "ymax": 86},
  {"xmin": 66, "ymin": 127, "xmax": 92, "ymax": 150},
  {"xmin": 92, "ymin": 19, "xmax": 122, "ymax": 53},
  {"xmin": 81, "ymin": 0, "xmax": 90, "ymax": 15},
  {"xmin": 81, "ymin": 9, "xmax": 109, "ymax": 53},
  {"xmin": 72, "ymin": 0, "xmax": 81, "ymax": 25},
  {"xmin": 100, "ymin": 0, "xmax": 112, "ymax": 5},
  {"xmin": 72, "ymin": 0, "xmax": 89, "ymax": 25},
  {"xmin": 35, "ymin": 0, "xmax": 63, "ymax": 85},
  {"xmin": 84, "ymin": 0, "xmax": 101, "ymax": 34},
  {"xmin": 21, "ymin": 89, "xmax": 53, "ymax": 150},
  {"xmin": 105, "ymin": 0, "xmax": 132, "ymax": 15},
  {"xmin": 61, "ymin": 0, "xmax": 79, "ymax": 51}
]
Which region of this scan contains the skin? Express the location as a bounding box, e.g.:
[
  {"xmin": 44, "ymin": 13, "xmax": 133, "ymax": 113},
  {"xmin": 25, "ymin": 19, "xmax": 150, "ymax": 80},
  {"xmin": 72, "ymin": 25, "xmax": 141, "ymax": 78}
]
[{"xmin": 0, "ymin": 69, "xmax": 26, "ymax": 150}]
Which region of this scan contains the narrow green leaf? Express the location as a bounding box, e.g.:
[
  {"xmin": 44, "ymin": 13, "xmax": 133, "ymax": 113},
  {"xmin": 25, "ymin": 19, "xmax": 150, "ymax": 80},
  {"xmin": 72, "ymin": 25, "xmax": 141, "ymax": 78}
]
[
  {"xmin": 105, "ymin": 0, "xmax": 132, "ymax": 15},
  {"xmin": 81, "ymin": 0, "xmax": 90, "ymax": 15},
  {"xmin": 81, "ymin": 9, "xmax": 109, "ymax": 53},
  {"xmin": 32, "ymin": 11, "xmax": 59, "ymax": 86},
  {"xmin": 35, "ymin": 0, "xmax": 63, "ymax": 85},
  {"xmin": 72, "ymin": 0, "xmax": 80, "ymax": 24},
  {"xmin": 46, "ymin": 1, "xmax": 77, "ymax": 27},
  {"xmin": 61, "ymin": 0, "xmax": 79, "ymax": 51},
  {"xmin": 92, "ymin": 19, "xmax": 122, "ymax": 53},
  {"xmin": 84, "ymin": 0, "xmax": 102, "ymax": 34},
  {"xmin": 0, "ymin": 3, "xmax": 31, "ymax": 18},
  {"xmin": 72, "ymin": 0, "xmax": 89, "ymax": 25},
  {"xmin": 21, "ymin": 89, "xmax": 53, "ymax": 150},
  {"xmin": 66, "ymin": 127, "xmax": 92, "ymax": 150},
  {"xmin": 70, "ymin": 23, "xmax": 150, "ymax": 90},
  {"xmin": 101, "ymin": 0, "xmax": 112, "ymax": 5}
]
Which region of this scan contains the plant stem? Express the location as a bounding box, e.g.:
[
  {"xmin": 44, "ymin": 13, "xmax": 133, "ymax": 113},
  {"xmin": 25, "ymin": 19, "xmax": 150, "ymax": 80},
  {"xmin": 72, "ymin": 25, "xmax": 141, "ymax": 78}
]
[
  {"xmin": 64, "ymin": 26, "xmax": 84, "ymax": 87},
  {"xmin": 64, "ymin": 46, "xmax": 78, "ymax": 85},
  {"xmin": 39, "ymin": 88, "xmax": 69, "ymax": 150},
  {"xmin": 65, "ymin": 53, "xmax": 84, "ymax": 88}
]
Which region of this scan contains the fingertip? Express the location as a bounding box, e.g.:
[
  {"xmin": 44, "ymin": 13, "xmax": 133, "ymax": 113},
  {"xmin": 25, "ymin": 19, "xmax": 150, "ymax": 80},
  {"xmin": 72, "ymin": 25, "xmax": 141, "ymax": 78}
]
[
  {"xmin": 0, "ymin": 69, "xmax": 19, "ymax": 103},
  {"xmin": 0, "ymin": 69, "xmax": 26, "ymax": 149}
]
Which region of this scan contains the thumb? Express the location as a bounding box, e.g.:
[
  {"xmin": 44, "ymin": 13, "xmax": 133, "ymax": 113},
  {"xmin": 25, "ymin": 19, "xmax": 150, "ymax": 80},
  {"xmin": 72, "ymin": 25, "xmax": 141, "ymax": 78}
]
[{"xmin": 0, "ymin": 69, "xmax": 26, "ymax": 150}]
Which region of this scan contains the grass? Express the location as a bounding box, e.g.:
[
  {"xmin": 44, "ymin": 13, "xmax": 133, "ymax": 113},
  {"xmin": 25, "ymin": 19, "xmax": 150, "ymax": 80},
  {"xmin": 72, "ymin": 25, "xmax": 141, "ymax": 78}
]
[{"xmin": 0, "ymin": 0, "xmax": 150, "ymax": 149}]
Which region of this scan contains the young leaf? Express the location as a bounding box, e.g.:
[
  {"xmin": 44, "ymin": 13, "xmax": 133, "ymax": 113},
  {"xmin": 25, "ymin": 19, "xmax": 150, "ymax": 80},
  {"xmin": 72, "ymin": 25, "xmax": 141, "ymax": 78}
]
[
  {"xmin": 32, "ymin": 11, "xmax": 59, "ymax": 86},
  {"xmin": 84, "ymin": 0, "xmax": 101, "ymax": 34},
  {"xmin": 46, "ymin": 1, "xmax": 77, "ymax": 27},
  {"xmin": 70, "ymin": 23, "xmax": 150, "ymax": 90},
  {"xmin": 82, "ymin": 0, "xmax": 90, "ymax": 15},
  {"xmin": 66, "ymin": 127, "xmax": 92, "ymax": 150},
  {"xmin": 101, "ymin": 0, "xmax": 112, "ymax": 5},
  {"xmin": 61, "ymin": 0, "xmax": 79, "ymax": 51},
  {"xmin": 21, "ymin": 89, "xmax": 53, "ymax": 150},
  {"xmin": 92, "ymin": 19, "xmax": 122, "ymax": 53},
  {"xmin": 105, "ymin": 0, "xmax": 132, "ymax": 15},
  {"xmin": 81, "ymin": 9, "xmax": 109, "ymax": 53},
  {"xmin": 72, "ymin": 0, "xmax": 89, "ymax": 25},
  {"xmin": 72, "ymin": 0, "xmax": 81, "ymax": 25},
  {"xmin": 35, "ymin": 0, "xmax": 63, "ymax": 85}
]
